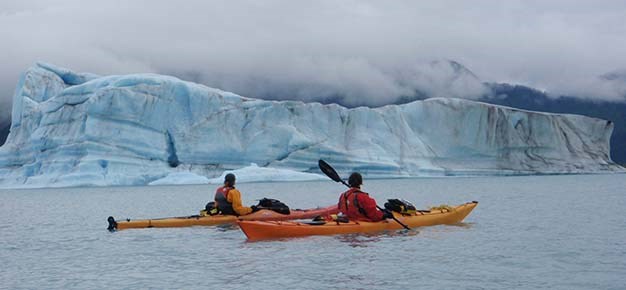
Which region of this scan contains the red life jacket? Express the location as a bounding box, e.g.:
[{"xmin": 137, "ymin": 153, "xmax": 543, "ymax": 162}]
[
  {"xmin": 338, "ymin": 188, "xmax": 374, "ymax": 221},
  {"xmin": 214, "ymin": 186, "xmax": 236, "ymax": 215}
]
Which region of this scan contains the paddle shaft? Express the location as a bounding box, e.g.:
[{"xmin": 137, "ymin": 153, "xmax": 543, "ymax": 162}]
[
  {"xmin": 318, "ymin": 160, "xmax": 411, "ymax": 230},
  {"xmin": 376, "ymin": 205, "xmax": 410, "ymax": 230}
]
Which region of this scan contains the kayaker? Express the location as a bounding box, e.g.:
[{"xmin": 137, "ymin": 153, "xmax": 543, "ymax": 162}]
[
  {"xmin": 214, "ymin": 173, "xmax": 256, "ymax": 216},
  {"xmin": 338, "ymin": 172, "xmax": 393, "ymax": 222}
]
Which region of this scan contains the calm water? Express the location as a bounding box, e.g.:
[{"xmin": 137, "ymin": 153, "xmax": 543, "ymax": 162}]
[{"xmin": 1, "ymin": 175, "xmax": 625, "ymax": 289}]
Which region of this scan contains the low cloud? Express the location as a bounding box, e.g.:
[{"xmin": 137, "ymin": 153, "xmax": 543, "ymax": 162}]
[{"xmin": 1, "ymin": 0, "xmax": 626, "ymax": 120}]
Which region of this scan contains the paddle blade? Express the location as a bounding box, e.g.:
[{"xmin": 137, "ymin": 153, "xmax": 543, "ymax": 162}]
[
  {"xmin": 318, "ymin": 160, "xmax": 341, "ymax": 181},
  {"xmin": 320, "ymin": 159, "xmax": 348, "ymax": 180},
  {"xmin": 319, "ymin": 159, "xmax": 350, "ymax": 187}
]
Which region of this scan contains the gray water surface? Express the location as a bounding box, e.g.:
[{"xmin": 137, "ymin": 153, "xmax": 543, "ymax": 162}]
[{"xmin": 1, "ymin": 175, "xmax": 625, "ymax": 289}]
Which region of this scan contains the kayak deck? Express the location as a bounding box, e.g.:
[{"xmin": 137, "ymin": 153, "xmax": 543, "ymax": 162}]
[
  {"xmin": 108, "ymin": 205, "xmax": 338, "ymax": 230},
  {"xmin": 238, "ymin": 201, "xmax": 478, "ymax": 241}
]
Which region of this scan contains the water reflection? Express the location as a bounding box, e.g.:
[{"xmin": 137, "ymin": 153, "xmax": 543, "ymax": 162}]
[
  {"xmin": 336, "ymin": 229, "xmax": 421, "ymax": 247},
  {"xmin": 215, "ymin": 224, "xmax": 239, "ymax": 232},
  {"xmin": 242, "ymin": 228, "xmax": 422, "ymax": 245},
  {"xmin": 336, "ymin": 233, "xmax": 382, "ymax": 247}
]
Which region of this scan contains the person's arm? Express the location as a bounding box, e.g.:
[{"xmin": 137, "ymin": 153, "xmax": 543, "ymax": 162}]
[
  {"xmin": 357, "ymin": 194, "xmax": 384, "ymax": 221},
  {"xmin": 227, "ymin": 188, "xmax": 253, "ymax": 215}
]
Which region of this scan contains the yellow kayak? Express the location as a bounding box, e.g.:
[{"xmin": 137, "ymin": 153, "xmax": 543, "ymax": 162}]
[
  {"xmin": 107, "ymin": 205, "xmax": 338, "ymax": 230},
  {"xmin": 238, "ymin": 201, "xmax": 477, "ymax": 241}
]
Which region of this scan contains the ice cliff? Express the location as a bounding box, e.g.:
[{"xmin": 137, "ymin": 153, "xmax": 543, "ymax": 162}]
[{"xmin": 0, "ymin": 63, "xmax": 623, "ymax": 188}]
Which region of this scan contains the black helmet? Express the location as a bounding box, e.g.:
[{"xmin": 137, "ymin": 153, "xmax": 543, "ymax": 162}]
[
  {"xmin": 348, "ymin": 172, "xmax": 362, "ymax": 188},
  {"xmin": 224, "ymin": 173, "xmax": 236, "ymax": 187}
]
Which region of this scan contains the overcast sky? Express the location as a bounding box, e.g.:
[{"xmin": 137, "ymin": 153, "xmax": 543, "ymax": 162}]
[{"xmin": 1, "ymin": 0, "xmax": 626, "ymax": 122}]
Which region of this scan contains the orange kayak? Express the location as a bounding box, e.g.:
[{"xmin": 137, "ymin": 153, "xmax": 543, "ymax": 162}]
[
  {"xmin": 238, "ymin": 201, "xmax": 477, "ymax": 241},
  {"xmin": 108, "ymin": 205, "xmax": 338, "ymax": 231}
]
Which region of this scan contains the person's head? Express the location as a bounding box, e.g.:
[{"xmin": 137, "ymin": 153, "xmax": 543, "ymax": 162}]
[
  {"xmin": 348, "ymin": 172, "xmax": 363, "ymax": 188},
  {"xmin": 224, "ymin": 173, "xmax": 236, "ymax": 187}
]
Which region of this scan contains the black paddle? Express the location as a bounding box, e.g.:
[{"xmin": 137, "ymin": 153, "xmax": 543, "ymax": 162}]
[{"xmin": 318, "ymin": 159, "xmax": 411, "ymax": 230}]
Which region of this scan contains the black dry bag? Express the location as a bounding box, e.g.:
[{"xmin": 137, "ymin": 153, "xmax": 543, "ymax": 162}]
[
  {"xmin": 384, "ymin": 198, "xmax": 417, "ymax": 215},
  {"xmin": 204, "ymin": 201, "xmax": 219, "ymax": 215},
  {"xmin": 257, "ymin": 198, "xmax": 291, "ymax": 215}
]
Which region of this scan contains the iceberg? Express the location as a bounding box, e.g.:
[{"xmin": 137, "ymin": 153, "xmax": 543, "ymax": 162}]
[
  {"xmin": 148, "ymin": 172, "xmax": 209, "ymax": 186},
  {"xmin": 207, "ymin": 163, "xmax": 326, "ymax": 184},
  {"xmin": 148, "ymin": 164, "xmax": 325, "ymax": 186},
  {"xmin": 0, "ymin": 63, "xmax": 623, "ymax": 188}
]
